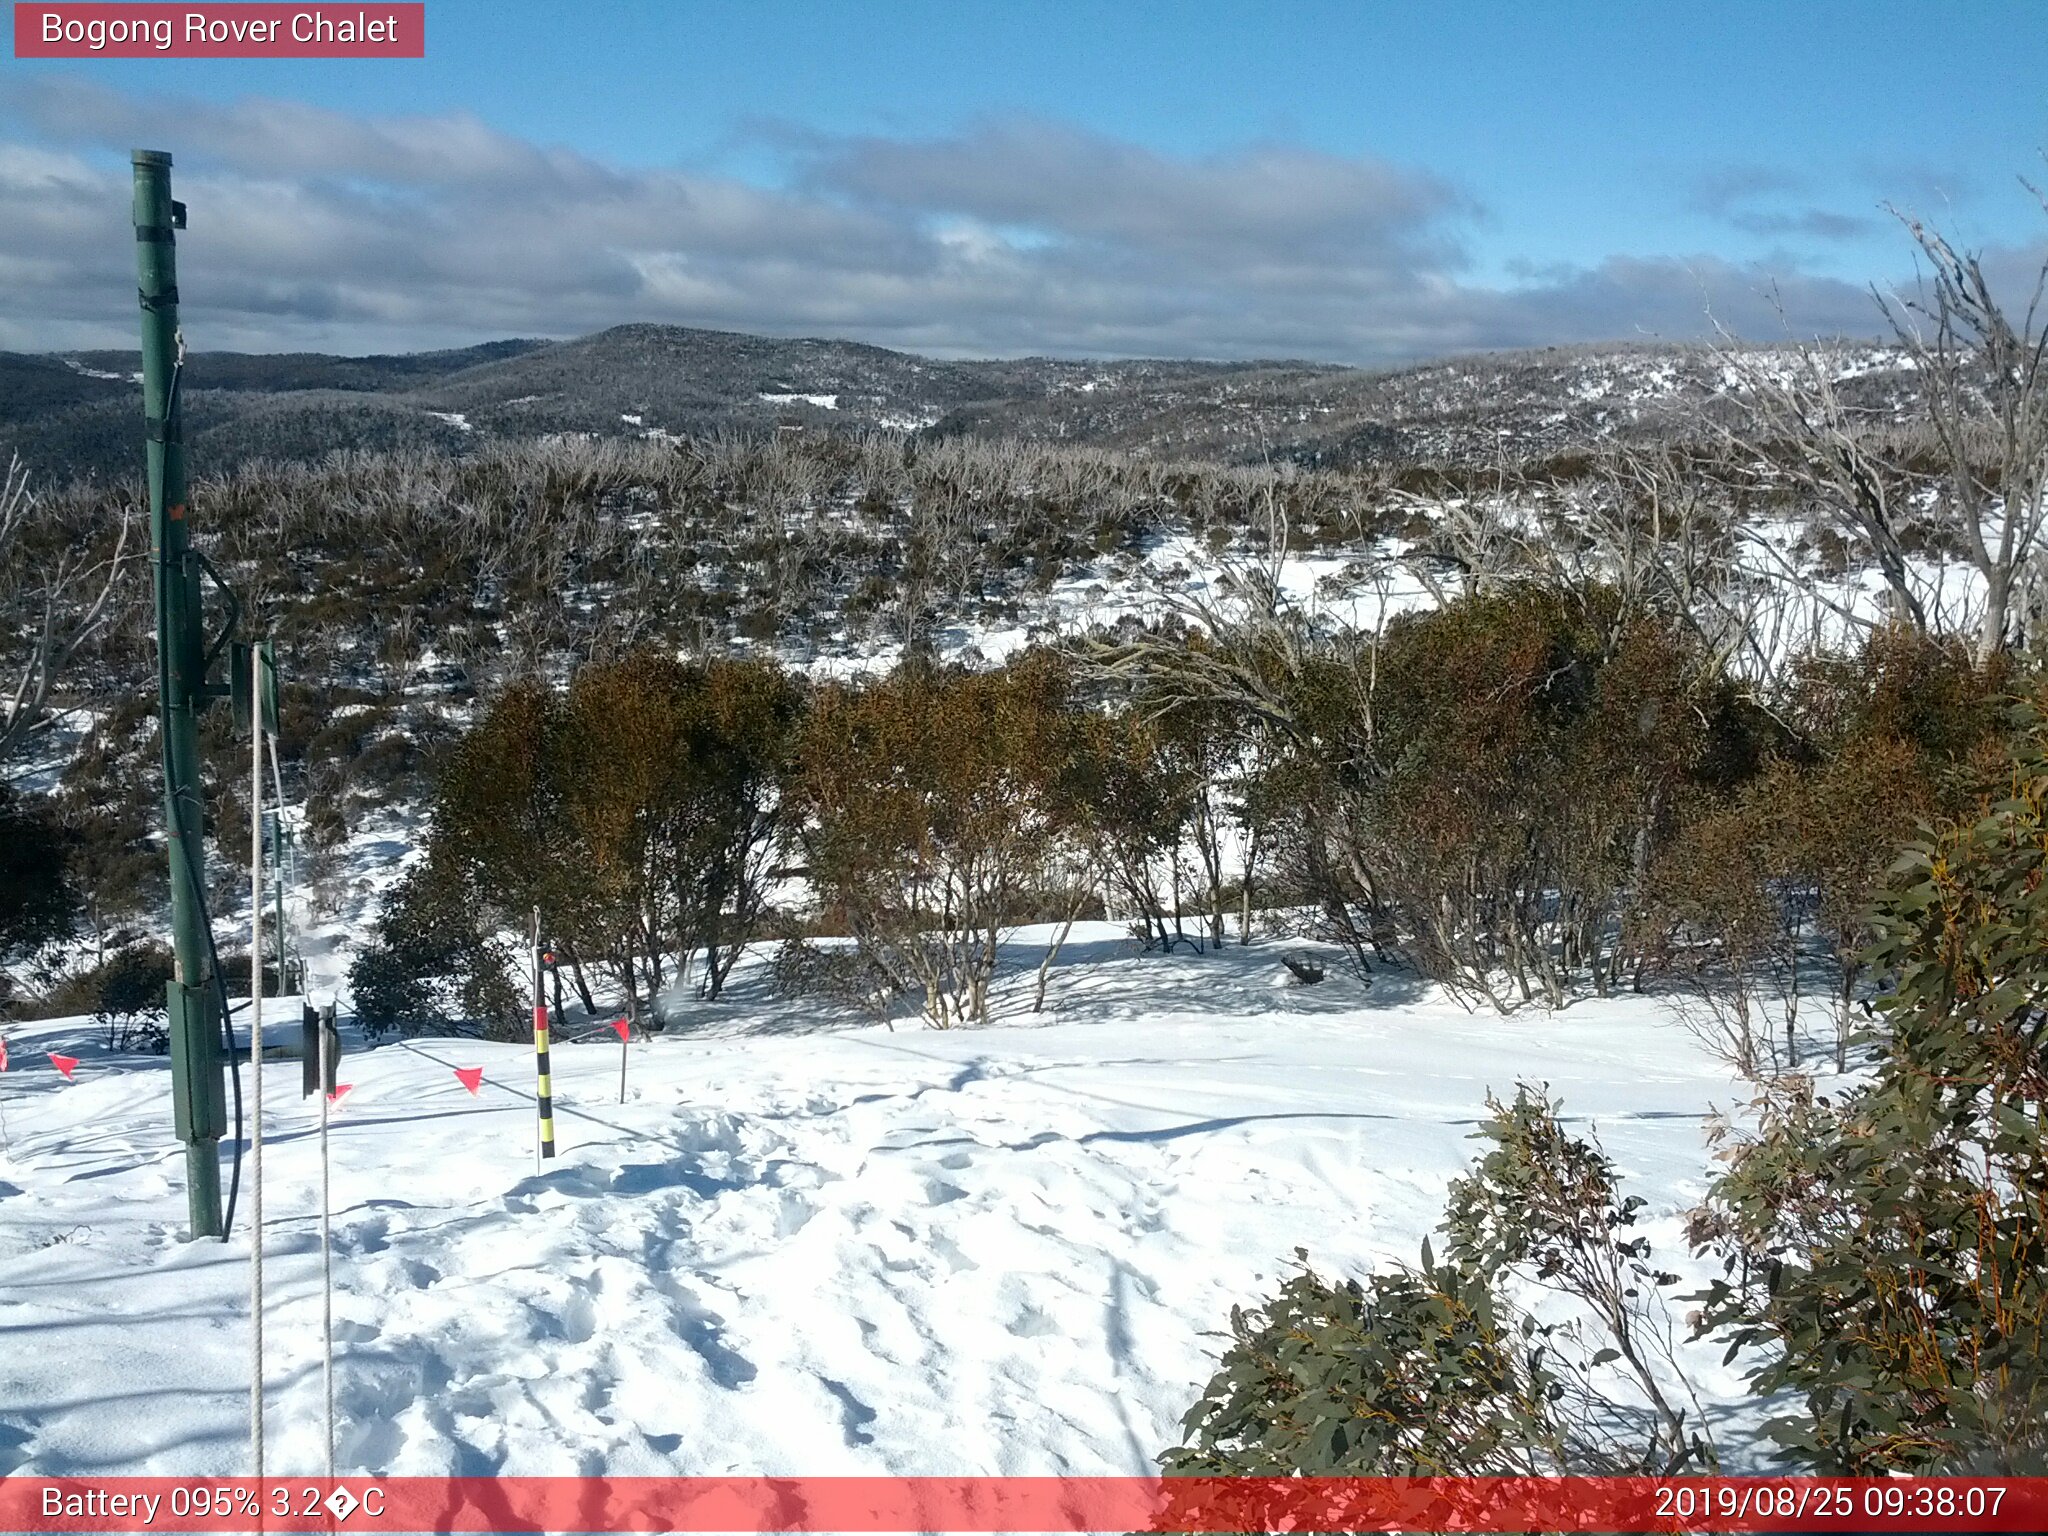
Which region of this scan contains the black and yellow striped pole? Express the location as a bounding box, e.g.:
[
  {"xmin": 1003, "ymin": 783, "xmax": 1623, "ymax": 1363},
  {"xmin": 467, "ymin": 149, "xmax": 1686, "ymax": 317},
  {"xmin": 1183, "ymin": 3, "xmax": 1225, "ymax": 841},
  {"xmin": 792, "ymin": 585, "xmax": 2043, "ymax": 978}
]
[{"xmin": 531, "ymin": 908, "xmax": 556, "ymax": 1163}]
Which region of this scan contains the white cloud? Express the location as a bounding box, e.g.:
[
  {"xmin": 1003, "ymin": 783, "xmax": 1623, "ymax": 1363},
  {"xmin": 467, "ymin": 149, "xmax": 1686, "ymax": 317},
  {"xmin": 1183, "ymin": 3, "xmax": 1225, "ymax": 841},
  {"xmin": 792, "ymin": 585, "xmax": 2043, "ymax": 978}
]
[{"xmin": 0, "ymin": 76, "xmax": 1998, "ymax": 361}]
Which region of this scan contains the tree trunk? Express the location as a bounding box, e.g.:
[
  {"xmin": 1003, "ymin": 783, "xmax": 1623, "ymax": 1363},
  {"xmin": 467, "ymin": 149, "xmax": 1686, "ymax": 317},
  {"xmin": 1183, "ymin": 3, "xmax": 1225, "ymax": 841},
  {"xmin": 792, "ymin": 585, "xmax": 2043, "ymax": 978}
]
[
  {"xmin": 1978, "ymin": 567, "xmax": 2011, "ymax": 671},
  {"xmin": 561, "ymin": 943, "xmax": 599, "ymax": 1014},
  {"xmin": 1034, "ymin": 889, "xmax": 1088, "ymax": 1011},
  {"xmin": 1194, "ymin": 791, "xmax": 1226, "ymax": 948},
  {"xmin": 704, "ymin": 937, "xmax": 741, "ymax": 1002},
  {"xmin": 1238, "ymin": 822, "xmax": 1261, "ymax": 945},
  {"xmin": 1836, "ymin": 940, "xmax": 1854, "ymax": 1072}
]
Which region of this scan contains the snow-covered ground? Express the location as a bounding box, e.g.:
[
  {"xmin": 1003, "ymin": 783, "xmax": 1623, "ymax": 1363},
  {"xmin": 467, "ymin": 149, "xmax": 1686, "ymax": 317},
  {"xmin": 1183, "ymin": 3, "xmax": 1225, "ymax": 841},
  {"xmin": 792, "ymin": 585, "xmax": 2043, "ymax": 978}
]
[{"xmin": 0, "ymin": 926, "xmax": 1771, "ymax": 1479}]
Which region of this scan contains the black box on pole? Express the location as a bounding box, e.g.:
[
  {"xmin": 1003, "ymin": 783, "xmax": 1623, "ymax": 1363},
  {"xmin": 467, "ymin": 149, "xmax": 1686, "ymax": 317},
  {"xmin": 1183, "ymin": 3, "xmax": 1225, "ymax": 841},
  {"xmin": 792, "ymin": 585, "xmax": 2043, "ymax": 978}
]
[{"xmin": 300, "ymin": 1002, "xmax": 341, "ymax": 1097}]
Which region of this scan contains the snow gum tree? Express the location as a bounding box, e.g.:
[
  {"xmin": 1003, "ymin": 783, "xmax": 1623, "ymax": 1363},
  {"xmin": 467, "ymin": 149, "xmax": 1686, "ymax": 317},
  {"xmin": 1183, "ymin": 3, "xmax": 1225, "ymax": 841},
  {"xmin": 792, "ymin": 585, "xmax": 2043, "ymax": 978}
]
[
  {"xmin": 1060, "ymin": 685, "xmax": 1262, "ymax": 956},
  {"xmin": 788, "ymin": 654, "xmax": 1091, "ymax": 1027},
  {"xmin": 359, "ymin": 653, "xmax": 800, "ymax": 1029},
  {"xmin": 1688, "ymin": 698, "xmax": 2048, "ymax": 1473},
  {"xmin": 1, "ymin": 454, "xmax": 133, "ymax": 766},
  {"xmin": 552, "ymin": 651, "xmax": 801, "ymax": 1008},
  {"xmin": 1302, "ymin": 585, "xmax": 1727, "ymax": 1008},
  {"xmin": 1720, "ymin": 198, "xmax": 2048, "ymax": 667},
  {"xmin": 1638, "ymin": 626, "xmax": 2011, "ymax": 1074}
]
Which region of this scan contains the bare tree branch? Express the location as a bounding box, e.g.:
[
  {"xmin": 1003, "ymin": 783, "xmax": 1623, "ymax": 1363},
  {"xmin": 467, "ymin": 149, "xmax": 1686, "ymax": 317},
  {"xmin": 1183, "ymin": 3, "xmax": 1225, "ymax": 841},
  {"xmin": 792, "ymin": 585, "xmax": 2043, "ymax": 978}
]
[
  {"xmin": 1713, "ymin": 199, "xmax": 2048, "ymax": 667},
  {"xmin": 0, "ymin": 455, "xmax": 135, "ymax": 769}
]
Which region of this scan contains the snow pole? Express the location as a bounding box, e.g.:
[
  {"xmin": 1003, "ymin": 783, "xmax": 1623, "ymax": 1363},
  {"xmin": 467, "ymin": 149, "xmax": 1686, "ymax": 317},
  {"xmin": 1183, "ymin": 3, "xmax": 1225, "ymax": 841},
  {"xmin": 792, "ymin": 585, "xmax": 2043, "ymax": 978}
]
[
  {"xmin": 317, "ymin": 1001, "xmax": 336, "ymax": 1480},
  {"xmin": 532, "ymin": 909, "xmax": 556, "ymax": 1165},
  {"xmin": 248, "ymin": 640, "xmax": 266, "ymax": 1486},
  {"xmin": 613, "ymin": 1016, "xmax": 630, "ymax": 1104},
  {"xmin": 319, "ymin": 1066, "xmax": 331, "ymax": 1475}
]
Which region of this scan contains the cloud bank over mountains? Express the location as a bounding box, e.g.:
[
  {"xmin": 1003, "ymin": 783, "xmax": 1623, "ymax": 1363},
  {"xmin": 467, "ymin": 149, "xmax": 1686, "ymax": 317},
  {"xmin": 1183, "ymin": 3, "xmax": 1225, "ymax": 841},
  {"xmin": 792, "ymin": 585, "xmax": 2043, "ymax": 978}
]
[{"xmin": 0, "ymin": 76, "xmax": 2013, "ymax": 361}]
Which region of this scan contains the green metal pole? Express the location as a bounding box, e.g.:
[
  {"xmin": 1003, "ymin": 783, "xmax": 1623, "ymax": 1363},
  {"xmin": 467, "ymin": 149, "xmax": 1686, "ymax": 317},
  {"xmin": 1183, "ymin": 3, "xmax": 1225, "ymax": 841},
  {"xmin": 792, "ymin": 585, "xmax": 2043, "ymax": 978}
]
[
  {"xmin": 272, "ymin": 811, "xmax": 287, "ymax": 994},
  {"xmin": 135, "ymin": 149, "xmax": 226, "ymax": 1241}
]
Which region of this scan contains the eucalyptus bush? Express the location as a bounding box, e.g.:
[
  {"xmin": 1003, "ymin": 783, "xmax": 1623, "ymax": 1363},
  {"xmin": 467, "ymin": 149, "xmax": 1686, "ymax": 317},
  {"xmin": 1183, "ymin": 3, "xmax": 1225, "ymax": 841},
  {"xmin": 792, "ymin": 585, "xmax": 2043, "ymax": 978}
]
[
  {"xmin": 1165, "ymin": 1086, "xmax": 1711, "ymax": 1478},
  {"xmin": 1689, "ymin": 701, "xmax": 2048, "ymax": 1472}
]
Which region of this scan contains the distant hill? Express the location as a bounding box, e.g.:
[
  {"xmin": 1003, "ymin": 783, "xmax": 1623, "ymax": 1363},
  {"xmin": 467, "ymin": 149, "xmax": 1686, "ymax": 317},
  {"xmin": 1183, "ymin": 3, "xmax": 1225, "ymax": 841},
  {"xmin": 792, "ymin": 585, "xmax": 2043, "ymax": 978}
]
[
  {"xmin": 403, "ymin": 324, "xmax": 1270, "ymax": 439},
  {"xmin": 0, "ymin": 324, "xmax": 1918, "ymax": 485},
  {"xmin": 61, "ymin": 338, "xmax": 551, "ymax": 395},
  {"xmin": 1, "ymin": 352, "xmax": 131, "ymax": 426}
]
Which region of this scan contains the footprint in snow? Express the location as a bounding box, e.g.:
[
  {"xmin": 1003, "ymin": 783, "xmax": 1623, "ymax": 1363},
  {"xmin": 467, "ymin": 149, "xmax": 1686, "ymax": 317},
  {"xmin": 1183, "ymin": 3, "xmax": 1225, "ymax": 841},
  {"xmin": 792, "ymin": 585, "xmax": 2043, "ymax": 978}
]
[
  {"xmin": 0, "ymin": 1422, "xmax": 33, "ymax": 1476},
  {"xmin": 400, "ymin": 1258, "xmax": 441, "ymax": 1289},
  {"xmin": 1008, "ymin": 1301, "xmax": 1061, "ymax": 1338},
  {"xmin": 526, "ymin": 1291, "xmax": 596, "ymax": 1344},
  {"xmin": 816, "ymin": 1375, "xmax": 878, "ymax": 1447}
]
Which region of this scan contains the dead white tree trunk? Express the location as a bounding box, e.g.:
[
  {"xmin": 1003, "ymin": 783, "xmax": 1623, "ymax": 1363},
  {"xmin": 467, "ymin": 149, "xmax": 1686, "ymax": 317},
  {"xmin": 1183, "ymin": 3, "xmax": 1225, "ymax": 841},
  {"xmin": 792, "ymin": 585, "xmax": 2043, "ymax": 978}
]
[
  {"xmin": 1, "ymin": 457, "xmax": 134, "ymax": 766},
  {"xmin": 1715, "ymin": 196, "xmax": 2048, "ymax": 667},
  {"xmin": 1882, "ymin": 202, "xmax": 2048, "ymax": 664}
]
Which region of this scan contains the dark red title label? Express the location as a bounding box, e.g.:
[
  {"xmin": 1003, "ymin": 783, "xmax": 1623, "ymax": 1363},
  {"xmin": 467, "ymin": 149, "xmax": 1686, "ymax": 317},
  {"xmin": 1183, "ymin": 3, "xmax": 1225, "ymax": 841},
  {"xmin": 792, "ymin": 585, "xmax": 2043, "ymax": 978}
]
[{"xmin": 14, "ymin": 4, "xmax": 424, "ymax": 57}]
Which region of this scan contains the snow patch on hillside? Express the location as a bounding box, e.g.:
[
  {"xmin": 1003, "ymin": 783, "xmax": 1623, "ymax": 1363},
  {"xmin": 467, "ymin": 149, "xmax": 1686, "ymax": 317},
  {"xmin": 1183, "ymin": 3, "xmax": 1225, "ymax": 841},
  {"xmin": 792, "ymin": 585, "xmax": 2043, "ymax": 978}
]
[{"xmin": 59, "ymin": 358, "xmax": 130, "ymax": 383}]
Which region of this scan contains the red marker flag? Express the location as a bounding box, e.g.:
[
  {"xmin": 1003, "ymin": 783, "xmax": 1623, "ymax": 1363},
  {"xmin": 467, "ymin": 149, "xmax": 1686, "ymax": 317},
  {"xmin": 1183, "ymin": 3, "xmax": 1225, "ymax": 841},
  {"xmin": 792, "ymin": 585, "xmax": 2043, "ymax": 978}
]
[
  {"xmin": 0, "ymin": 1034, "xmax": 9, "ymax": 1071},
  {"xmin": 454, "ymin": 1065, "xmax": 484, "ymax": 1095},
  {"xmin": 328, "ymin": 1083, "xmax": 353, "ymax": 1105},
  {"xmin": 610, "ymin": 1017, "xmax": 631, "ymax": 1042},
  {"xmin": 49, "ymin": 1053, "xmax": 78, "ymax": 1079}
]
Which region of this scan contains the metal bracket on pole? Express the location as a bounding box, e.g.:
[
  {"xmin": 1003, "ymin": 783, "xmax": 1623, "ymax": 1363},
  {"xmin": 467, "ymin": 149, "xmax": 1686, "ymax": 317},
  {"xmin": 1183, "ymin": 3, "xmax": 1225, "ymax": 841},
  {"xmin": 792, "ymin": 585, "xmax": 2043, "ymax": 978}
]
[
  {"xmin": 301, "ymin": 1001, "xmax": 340, "ymax": 1099},
  {"xmin": 230, "ymin": 639, "xmax": 277, "ymax": 735},
  {"xmin": 167, "ymin": 980, "xmax": 226, "ymax": 1143}
]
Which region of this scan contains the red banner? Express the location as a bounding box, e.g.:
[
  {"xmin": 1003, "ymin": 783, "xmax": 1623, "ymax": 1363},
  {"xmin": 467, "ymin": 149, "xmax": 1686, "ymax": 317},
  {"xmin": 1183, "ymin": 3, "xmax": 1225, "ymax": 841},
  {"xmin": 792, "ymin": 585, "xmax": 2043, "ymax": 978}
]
[
  {"xmin": 4, "ymin": 1476, "xmax": 2047, "ymax": 1533},
  {"xmin": 13, "ymin": 4, "xmax": 424, "ymax": 58}
]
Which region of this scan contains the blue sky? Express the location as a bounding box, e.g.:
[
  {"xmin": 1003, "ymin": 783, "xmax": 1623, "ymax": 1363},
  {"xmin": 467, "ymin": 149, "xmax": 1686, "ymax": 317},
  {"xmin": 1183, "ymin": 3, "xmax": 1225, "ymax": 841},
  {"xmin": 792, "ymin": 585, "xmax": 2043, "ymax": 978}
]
[{"xmin": 3, "ymin": 0, "xmax": 2045, "ymax": 359}]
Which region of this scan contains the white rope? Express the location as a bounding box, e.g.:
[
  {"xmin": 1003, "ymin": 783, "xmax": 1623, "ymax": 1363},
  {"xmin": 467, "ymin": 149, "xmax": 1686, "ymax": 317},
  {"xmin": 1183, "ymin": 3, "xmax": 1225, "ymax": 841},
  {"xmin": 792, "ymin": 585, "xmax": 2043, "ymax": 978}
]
[
  {"xmin": 532, "ymin": 908, "xmax": 543, "ymax": 1175},
  {"xmin": 264, "ymin": 726, "xmax": 332, "ymax": 1478},
  {"xmin": 320, "ymin": 1025, "xmax": 333, "ymax": 1480},
  {"xmin": 249, "ymin": 644, "xmax": 265, "ymax": 1486},
  {"xmin": 291, "ymin": 731, "xmax": 333, "ymax": 1482}
]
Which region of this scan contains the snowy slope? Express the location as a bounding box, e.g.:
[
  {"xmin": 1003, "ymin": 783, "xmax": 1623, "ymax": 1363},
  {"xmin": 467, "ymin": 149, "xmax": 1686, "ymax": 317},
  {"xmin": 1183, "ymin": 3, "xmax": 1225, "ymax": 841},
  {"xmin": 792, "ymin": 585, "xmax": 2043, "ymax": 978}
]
[{"xmin": 0, "ymin": 928, "xmax": 1769, "ymax": 1479}]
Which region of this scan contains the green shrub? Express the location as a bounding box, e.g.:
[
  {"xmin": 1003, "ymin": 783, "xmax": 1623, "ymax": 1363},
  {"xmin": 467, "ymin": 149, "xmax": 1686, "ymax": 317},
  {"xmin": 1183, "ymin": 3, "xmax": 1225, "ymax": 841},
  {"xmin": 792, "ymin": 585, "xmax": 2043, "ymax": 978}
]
[
  {"xmin": 1163, "ymin": 1247, "xmax": 1566, "ymax": 1476},
  {"xmin": 1164, "ymin": 1085, "xmax": 1711, "ymax": 1479},
  {"xmin": 0, "ymin": 784, "xmax": 75, "ymax": 963},
  {"xmin": 348, "ymin": 863, "xmax": 521, "ymax": 1040},
  {"xmin": 1690, "ymin": 699, "xmax": 2048, "ymax": 1473},
  {"xmin": 93, "ymin": 943, "xmax": 175, "ymax": 1051}
]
